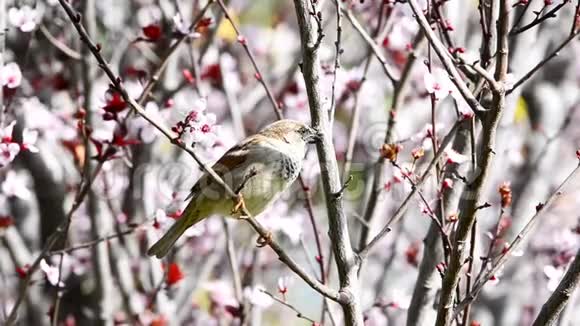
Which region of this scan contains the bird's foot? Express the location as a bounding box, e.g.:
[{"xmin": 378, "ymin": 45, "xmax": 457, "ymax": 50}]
[
  {"xmin": 231, "ymin": 194, "xmax": 248, "ymax": 217},
  {"xmin": 256, "ymin": 231, "xmax": 273, "ymax": 248}
]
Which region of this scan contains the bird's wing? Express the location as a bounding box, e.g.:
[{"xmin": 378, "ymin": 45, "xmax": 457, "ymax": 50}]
[{"xmin": 186, "ymin": 134, "xmax": 267, "ymax": 200}]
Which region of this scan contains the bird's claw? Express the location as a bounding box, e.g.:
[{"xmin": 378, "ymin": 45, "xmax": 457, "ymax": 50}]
[
  {"xmin": 256, "ymin": 231, "xmax": 273, "ymax": 248},
  {"xmin": 232, "ymin": 194, "xmax": 248, "ymax": 218}
]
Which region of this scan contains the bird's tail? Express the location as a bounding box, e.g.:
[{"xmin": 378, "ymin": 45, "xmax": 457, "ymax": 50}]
[{"xmin": 147, "ymin": 207, "xmax": 201, "ymax": 258}]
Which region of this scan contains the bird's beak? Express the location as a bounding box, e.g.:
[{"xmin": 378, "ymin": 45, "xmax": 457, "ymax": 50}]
[{"xmin": 308, "ymin": 129, "xmax": 323, "ymax": 144}]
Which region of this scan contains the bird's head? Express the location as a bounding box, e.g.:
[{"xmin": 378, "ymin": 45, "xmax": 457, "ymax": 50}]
[{"xmin": 260, "ymin": 119, "xmax": 321, "ymax": 146}]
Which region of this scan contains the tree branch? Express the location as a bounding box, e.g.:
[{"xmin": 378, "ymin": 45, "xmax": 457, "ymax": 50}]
[
  {"xmin": 357, "ymin": 31, "xmax": 426, "ymax": 252},
  {"xmin": 432, "ymin": 0, "xmax": 510, "ymax": 323},
  {"xmin": 55, "ymin": 0, "xmax": 343, "ymax": 306},
  {"xmin": 359, "ymin": 119, "xmax": 462, "ymax": 259},
  {"xmin": 453, "ymin": 163, "xmax": 580, "ymax": 317},
  {"xmin": 408, "ymin": 0, "xmax": 487, "ymax": 118},
  {"xmin": 293, "ymin": 0, "xmax": 364, "ymax": 324},
  {"xmin": 531, "ymin": 246, "xmax": 580, "ymax": 325},
  {"xmin": 342, "ymin": 7, "xmax": 397, "ymax": 87},
  {"xmin": 507, "ymin": 31, "xmax": 580, "ymax": 95}
]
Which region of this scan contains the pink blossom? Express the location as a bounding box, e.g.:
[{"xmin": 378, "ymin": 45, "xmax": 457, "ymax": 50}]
[
  {"xmin": 259, "ymin": 202, "xmax": 304, "ymax": 244},
  {"xmin": 445, "ymin": 148, "xmax": 469, "ymax": 165},
  {"xmin": 22, "ymin": 129, "xmax": 39, "ymax": 152},
  {"xmin": 243, "ymin": 285, "xmax": 273, "ymax": 308},
  {"xmin": 2, "ymin": 171, "xmax": 32, "ymax": 200},
  {"xmin": 365, "ymin": 308, "xmax": 388, "ymax": 326},
  {"xmin": 173, "ymin": 98, "xmax": 221, "ymax": 148},
  {"xmin": 190, "ymin": 112, "xmax": 218, "ymax": 147},
  {"xmin": 423, "ymin": 67, "xmax": 453, "ymax": 100},
  {"xmin": 544, "ymin": 265, "xmax": 565, "ymax": 291},
  {"xmin": 0, "ymin": 121, "xmax": 16, "ymax": 142},
  {"xmin": 383, "ymin": 289, "xmax": 411, "ymax": 310},
  {"xmin": 0, "ymin": 63, "xmax": 22, "ymax": 89},
  {"xmin": 172, "ymin": 13, "xmax": 201, "ymax": 38},
  {"xmin": 8, "ymin": 5, "xmax": 39, "ymax": 32},
  {"xmin": 384, "ymin": 17, "xmax": 418, "ymax": 51},
  {"xmin": 392, "ymin": 162, "xmax": 414, "ymax": 182},
  {"xmin": 40, "ymin": 259, "xmax": 64, "ymax": 287},
  {"xmin": 0, "ymin": 143, "xmax": 20, "ymax": 167},
  {"xmin": 277, "ymin": 276, "xmax": 291, "ymax": 296},
  {"xmin": 203, "ymin": 280, "xmax": 238, "ymax": 307},
  {"xmin": 442, "ymin": 178, "xmax": 454, "ymax": 190}
]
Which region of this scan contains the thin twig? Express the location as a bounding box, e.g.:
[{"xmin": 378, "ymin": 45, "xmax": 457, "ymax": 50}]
[
  {"xmin": 507, "ymin": 31, "xmax": 580, "ymax": 95},
  {"xmin": 359, "ymin": 119, "xmax": 462, "ymax": 259},
  {"xmin": 531, "ymin": 246, "xmax": 580, "ymax": 326},
  {"xmin": 510, "ymin": 1, "xmax": 570, "ymax": 35},
  {"xmin": 391, "ymin": 162, "xmax": 453, "ymax": 254},
  {"xmin": 342, "ymin": 7, "xmax": 397, "ymax": 87},
  {"xmin": 461, "ymin": 219, "xmax": 477, "ymax": 326},
  {"xmin": 328, "ymin": 0, "xmax": 343, "ymax": 124},
  {"xmin": 300, "ymin": 181, "xmax": 327, "ymax": 285},
  {"xmin": 453, "ymin": 163, "xmax": 580, "ymax": 317},
  {"xmin": 0, "ymin": 0, "xmax": 5, "ymax": 127},
  {"xmin": 357, "ymin": 31, "xmax": 426, "ymax": 251},
  {"xmin": 136, "ymin": 1, "xmax": 215, "ymax": 105},
  {"xmin": 511, "ymin": 0, "xmax": 532, "ymax": 32},
  {"xmin": 408, "ymin": 0, "xmax": 487, "ymax": 118},
  {"xmin": 39, "ymin": 24, "xmax": 82, "ymax": 60},
  {"xmin": 216, "ymin": 0, "xmax": 282, "ymax": 118},
  {"xmin": 55, "ymin": 0, "xmax": 344, "ymax": 305},
  {"xmin": 214, "ymin": 5, "xmax": 329, "ymax": 294},
  {"xmin": 260, "ymin": 289, "xmax": 318, "ymax": 324},
  {"xmin": 4, "ymin": 163, "xmax": 104, "ymax": 325},
  {"xmin": 48, "ymin": 225, "xmax": 142, "ymax": 256},
  {"xmin": 342, "ymin": 0, "xmax": 390, "ymax": 183},
  {"xmin": 432, "ymin": 0, "xmax": 510, "ymax": 323},
  {"xmin": 223, "ymin": 219, "xmax": 244, "ymax": 311}
]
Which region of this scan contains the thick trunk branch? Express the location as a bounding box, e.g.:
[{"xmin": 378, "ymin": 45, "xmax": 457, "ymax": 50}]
[{"xmin": 292, "ymin": 1, "xmax": 363, "ymax": 325}]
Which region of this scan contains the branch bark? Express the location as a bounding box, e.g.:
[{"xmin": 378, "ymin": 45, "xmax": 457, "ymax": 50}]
[
  {"xmin": 431, "ymin": 0, "xmax": 510, "ymax": 324},
  {"xmin": 532, "ymin": 247, "xmax": 580, "ymax": 326},
  {"xmin": 292, "ymin": 1, "xmax": 364, "ymax": 325},
  {"xmin": 78, "ymin": 1, "xmax": 115, "ymax": 324},
  {"xmin": 408, "ymin": 0, "xmax": 487, "ymax": 118},
  {"xmin": 406, "ymin": 119, "xmax": 472, "ymax": 326},
  {"xmin": 357, "ymin": 31, "xmax": 425, "ymax": 252}
]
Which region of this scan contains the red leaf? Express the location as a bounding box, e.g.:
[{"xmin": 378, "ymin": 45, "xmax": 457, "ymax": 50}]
[
  {"xmin": 195, "ymin": 17, "xmax": 212, "ymax": 30},
  {"xmin": 182, "ymin": 69, "xmax": 195, "ymax": 84},
  {"xmin": 112, "ymin": 133, "xmax": 141, "ymax": 147},
  {"xmin": 382, "ymin": 37, "xmax": 389, "ymax": 47},
  {"xmin": 166, "ymin": 263, "xmax": 184, "ymax": 286},
  {"xmin": 405, "ymin": 242, "xmax": 421, "ymax": 267},
  {"xmin": 167, "ymin": 210, "xmax": 182, "ymax": 220},
  {"xmin": 150, "ymin": 315, "xmax": 167, "ymax": 326},
  {"xmin": 224, "ymin": 304, "xmax": 243, "ymax": 317},
  {"xmin": 142, "ymin": 24, "xmax": 162, "ymax": 41},
  {"xmin": 0, "ymin": 215, "xmax": 14, "ymax": 228},
  {"xmin": 16, "ymin": 264, "xmax": 30, "ymax": 279},
  {"xmin": 346, "ymin": 79, "xmax": 361, "ymax": 92},
  {"xmin": 103, "ymin": 91, "xmax": 126, "ymax": 113},
  {"xmin": 200, "ymin": 64, "xmax": 222, "ymax": 84}
]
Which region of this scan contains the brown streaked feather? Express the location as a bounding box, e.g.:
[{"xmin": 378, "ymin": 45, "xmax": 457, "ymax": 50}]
[{"xmin": 186, "ymin": 134, "xmax": 269, "ymax": 200}]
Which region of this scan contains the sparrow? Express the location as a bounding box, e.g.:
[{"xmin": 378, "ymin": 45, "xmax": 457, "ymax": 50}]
[{"xmin": 147, "ymin": 119, "xmax": 319, "ymax": 258}]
